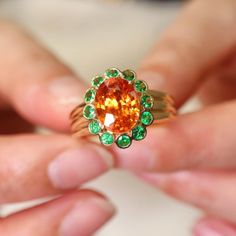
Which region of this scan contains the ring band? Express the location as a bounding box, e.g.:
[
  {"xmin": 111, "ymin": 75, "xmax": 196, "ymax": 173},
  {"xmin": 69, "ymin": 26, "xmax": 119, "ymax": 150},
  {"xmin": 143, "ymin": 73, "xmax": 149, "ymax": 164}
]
[
  {"xmin": 70, "ymin": 68, "xmax": 176, "ymax": 149},
  {"xmin": 71, "ymin": 90, "xmax": 176, "ymax": 135}
]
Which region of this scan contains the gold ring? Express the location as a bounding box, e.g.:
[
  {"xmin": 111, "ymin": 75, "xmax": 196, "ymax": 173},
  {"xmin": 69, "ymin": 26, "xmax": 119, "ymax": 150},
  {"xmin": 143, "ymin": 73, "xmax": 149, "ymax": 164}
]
[{"xmin": 70, "ymin": 68, "xmax": 176, "ymax": 149}]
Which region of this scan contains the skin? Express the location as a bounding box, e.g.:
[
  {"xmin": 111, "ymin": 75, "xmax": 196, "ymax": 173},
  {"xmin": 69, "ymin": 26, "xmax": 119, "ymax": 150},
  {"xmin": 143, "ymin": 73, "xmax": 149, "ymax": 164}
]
[
  {"xmin": 1, "ymin": 0, "xmax": 236, "ymax": 235},
  {"xmin": 0, "ymin": 22, "xmax": 116, "ymax": 236},
  {"xmin": 114, "ymin": 0, "xmax": 236, "ymax": 235}
]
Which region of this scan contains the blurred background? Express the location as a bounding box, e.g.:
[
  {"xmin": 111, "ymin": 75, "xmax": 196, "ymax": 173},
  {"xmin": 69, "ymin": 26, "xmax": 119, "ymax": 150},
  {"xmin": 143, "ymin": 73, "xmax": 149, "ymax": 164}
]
[{"xmin": 0, "ymin": 0, "xmax": 201, "ymax": 235}]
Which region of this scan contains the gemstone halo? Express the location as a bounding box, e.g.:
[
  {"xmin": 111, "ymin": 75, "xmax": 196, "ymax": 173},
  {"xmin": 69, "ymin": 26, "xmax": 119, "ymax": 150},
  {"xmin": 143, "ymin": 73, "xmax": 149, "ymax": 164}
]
[{"xmin": 82, "ymin": 68, "xmax": 155, "ymax": 148}]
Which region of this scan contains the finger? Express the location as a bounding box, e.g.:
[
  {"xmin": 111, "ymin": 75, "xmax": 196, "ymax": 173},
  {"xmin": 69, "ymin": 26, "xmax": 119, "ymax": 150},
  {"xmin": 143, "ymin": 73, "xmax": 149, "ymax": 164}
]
[
  {"xmin": 114, "ymin": 100, "xmax": 236, "ymax": 172},
  {"xmin": 193, "ymin": 217, "xmax": 236, "ymax": 236},
  {"xmin": 0, "ymin": 190, "xmax": 115, "ymax": 236},
  {"xmin": 140, "ymin": 171, "xmax": 236, "ymax": 224},
  {"xmin": 0, "ymin": 21, "xmax": 86, "ymax": 131},
  {"xmin": 138, "ymin": 0, "xmax": 236, "ymax": 107},
  {"xmin": 0, "ymin": 135, "xmax": 113, "ymax": 203},
  {"xmin": 197, "ymin": 52, "xmax": 236, "ymax": 105}
]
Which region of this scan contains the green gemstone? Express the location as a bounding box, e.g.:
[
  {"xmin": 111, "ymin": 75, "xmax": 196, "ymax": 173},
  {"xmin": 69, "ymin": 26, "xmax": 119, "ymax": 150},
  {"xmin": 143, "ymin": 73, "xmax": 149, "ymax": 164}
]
[
  {"xmin": 92, "ymin": 76, "xmax": 104, "ymax": 88},
  {"xmin": 134, "ymin": 80, "xmax": 147, "ymax": 92},
  {"xmin": 123, "ymin": 69, "xmax": 135, "ymax": 81},
  {"xmin": 141, "ymin": 111, "xmax": 154, "ymax": 126},
  {"xmin": 132, "ymin": 125, "xmax": 146, "ymax": 141},
  {"xmin": 83, "ymin": 104, "xmax": 95, "ymax": 119},
  {"xmin": 100, "ymin": 132, "xmax": 114, "ymax": 146},
  {"xmin": 84, "ymin": 88, "xmax": 96, "ymax": 103},
  {"xmin": 116, "ymin": 134, "xmax": 132, "ymax": 149},
  {"xmin": 141, "ymin": 94, "xmax": 154, "ymax": 109},
  {"xmin": 89, "ymin": 120, "xmax": 101, "ymax": 134},
  {"xmin": 105, "ymin": 68, "xmax": 119, "ymax": 78}
]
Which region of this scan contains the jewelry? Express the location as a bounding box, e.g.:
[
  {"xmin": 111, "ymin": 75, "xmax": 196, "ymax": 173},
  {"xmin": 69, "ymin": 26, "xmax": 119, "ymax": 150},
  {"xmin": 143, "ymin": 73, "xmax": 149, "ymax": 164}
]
[{"xmin": 70, "ymin": 68, "xmax": 176, "ymax": 149}]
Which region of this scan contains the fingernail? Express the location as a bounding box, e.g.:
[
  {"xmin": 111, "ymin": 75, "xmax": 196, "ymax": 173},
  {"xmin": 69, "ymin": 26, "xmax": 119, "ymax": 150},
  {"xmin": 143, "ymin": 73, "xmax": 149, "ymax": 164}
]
[
  {"xmin": 138, "ymin": 71, "xmax": 165, "ymax": 89},
  {"xmin": 194, "ymin": 224, "xmax": 225, "ymax": 236},
  {"xmin": 48, "ymin": 76, "xmax": 85, "ymax": 106},
  {"xmin": 48, "ymin": 145, "xmax": 113, "ymax": 189},
  {"xmin": 60, "ymin": 197, "xmax": 115, "ymax": 236},
  {"xmin": 114, "ymin": 141, "xmax": 157, "ymax": 171},
  {"xmin": 194, "ymin": 221, "xmax": 236, "ymax": 236}
]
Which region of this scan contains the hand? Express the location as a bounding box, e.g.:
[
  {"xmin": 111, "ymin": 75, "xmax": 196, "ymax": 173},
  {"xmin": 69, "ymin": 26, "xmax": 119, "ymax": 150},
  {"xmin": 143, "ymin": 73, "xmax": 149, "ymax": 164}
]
[
  {"xmin": 113, "ymin": 0, "xmax": 236, "ymax": 235},
  {"xmin": 0, "ymin": 21, "xmax": 115, "ymax": 236}
]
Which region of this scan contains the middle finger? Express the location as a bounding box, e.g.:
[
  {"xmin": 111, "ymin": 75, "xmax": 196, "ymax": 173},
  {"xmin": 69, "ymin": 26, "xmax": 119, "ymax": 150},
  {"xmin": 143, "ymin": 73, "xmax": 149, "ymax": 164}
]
[{"xmin": 0, "ymin": 134, "xmax": 113, "ymax": 203}]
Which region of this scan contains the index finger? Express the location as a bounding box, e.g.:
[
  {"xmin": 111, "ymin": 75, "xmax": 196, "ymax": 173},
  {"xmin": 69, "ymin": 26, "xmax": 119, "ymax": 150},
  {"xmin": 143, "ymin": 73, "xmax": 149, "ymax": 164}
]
[
  {"xmin": 138, "ymin": 0, "xmax": 236, "ymax": 107},
  {"xmin": 0, "ymin": 21, "xmax": 86, "ymax": 131}
]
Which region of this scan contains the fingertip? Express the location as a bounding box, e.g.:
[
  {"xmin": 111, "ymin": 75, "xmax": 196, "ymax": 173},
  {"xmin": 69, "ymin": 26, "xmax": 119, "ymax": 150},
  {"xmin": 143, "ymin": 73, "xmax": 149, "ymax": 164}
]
[
  {"xmin": 14, "ymin": 75, "xmax": 86, "ymax": 131},
  {"xmin": 113, "ymin": 127, "xmax": 170, "ymax": 172},
  {"xmin": 59, "ymin": 195, "xmax": 116, "ymax": 236},
  {"xmin": 48, "ymin": 144, "xmax": 114, "ymax": 189},
  {"xmin": 137, "ymin": 70, "xmax": 167, "ymax": 92},
  {"xmin": 0, "ymin": 190, "xmax": 115, "ymax": 236},
  {"xmin": 113, "ymin": 137, "xmax": 158, "ymax": 172},
  {"xmin": 193, "ymin": 218, "xmax": 236, "ymax": 236}
]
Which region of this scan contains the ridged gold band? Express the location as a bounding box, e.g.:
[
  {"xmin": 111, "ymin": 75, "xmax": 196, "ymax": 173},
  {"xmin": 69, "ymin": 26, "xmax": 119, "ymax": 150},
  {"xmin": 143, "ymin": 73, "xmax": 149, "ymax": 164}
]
[{"xmin": 70, "ymin": 90, "xmax": 176, "ymax": 139}]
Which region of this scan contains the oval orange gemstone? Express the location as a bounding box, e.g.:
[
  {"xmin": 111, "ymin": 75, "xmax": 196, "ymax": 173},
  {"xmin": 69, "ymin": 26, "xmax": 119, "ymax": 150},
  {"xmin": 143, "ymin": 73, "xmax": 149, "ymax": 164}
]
[{"xmin": 94, "ymin": 77, "xmax": 140, "ymax": 133}]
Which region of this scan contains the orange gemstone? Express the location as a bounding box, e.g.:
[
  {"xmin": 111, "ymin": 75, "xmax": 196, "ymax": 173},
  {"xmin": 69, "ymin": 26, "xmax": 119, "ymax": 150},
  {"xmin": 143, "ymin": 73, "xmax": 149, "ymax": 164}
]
[{"xmin": 94, "ymin": 77, "xmax": 140, "ymax": 133}]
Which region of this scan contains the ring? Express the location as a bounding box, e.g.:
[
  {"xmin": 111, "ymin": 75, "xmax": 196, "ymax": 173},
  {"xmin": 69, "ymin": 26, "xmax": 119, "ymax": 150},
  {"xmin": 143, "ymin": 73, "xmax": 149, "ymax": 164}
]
[{"xmin": 70, "ymin": 68, "xmax": 176, "ymax": 149}]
